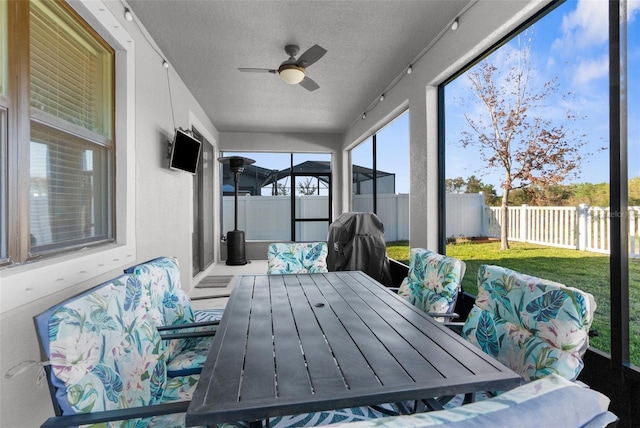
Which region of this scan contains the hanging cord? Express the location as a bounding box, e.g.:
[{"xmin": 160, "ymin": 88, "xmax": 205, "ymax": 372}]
[
  {"xmin": 5, "ymin": 360, "xmax": 50, "ymax": 387},
  {"xmin": 165, "ymin": 64, "xmax": 176, "ymax": 130}
]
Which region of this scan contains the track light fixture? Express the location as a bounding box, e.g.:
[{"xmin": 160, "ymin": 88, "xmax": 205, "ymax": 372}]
[
  {"xmin": 124, "ymin": 7, "xmax": 133, "ymax": 22},
  {"xmin": 355, "ymin": 12, "xmax": 465, "ymax": 128},
  {"xmin": 162, "ymin": 60, "xmax": 169, "ymax": 69}
]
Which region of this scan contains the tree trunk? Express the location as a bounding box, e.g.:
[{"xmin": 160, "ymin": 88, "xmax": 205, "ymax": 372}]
[{"xmin": 500, "ymin": 189, "xmax": 510, "ymax": 250}]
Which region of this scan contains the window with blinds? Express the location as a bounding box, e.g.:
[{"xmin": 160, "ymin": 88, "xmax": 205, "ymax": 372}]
[
  {"xmin": 29, "ymin": 0, "xmax": 113, "ymax": 139},
  {"xmin": 27, "ymin": 0, "xmax": 114, "ymax": 255},
  {"xmin": 30, "ymin": 122, "xmax": 111, "ymax": 251}
]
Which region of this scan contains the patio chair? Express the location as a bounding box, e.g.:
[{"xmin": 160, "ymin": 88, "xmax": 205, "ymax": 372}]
[
  {"xmin": 396, "ymin": 248, "xmax": 466, "ymax": 321},
  {"xmin": 33, "ymin": 274, "xmax": 201, "ymax": 428},
  {"xmin": 124, "ymin": 256, "xmax": 224, "ymax": 376},
  {"xmin": 418, "ymin": 264, "xmax": 598, "ymax": 412},
  {"xmin": 267, "ymin": 242, "xmax": 329, "ymax": 274},
  {"xmin": 460, "ymin": 264, "xmax": 596, "ymax": 383}
]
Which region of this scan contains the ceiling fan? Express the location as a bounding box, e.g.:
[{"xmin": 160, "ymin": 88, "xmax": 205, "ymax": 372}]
[{"xmin": 239, "ymin": 44, "xmax": 327, "ymax": 91}]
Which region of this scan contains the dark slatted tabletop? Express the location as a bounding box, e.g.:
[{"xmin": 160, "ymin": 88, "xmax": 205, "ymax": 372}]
[{"xmin": 186, "ymin": 271, "xmax": 521, "ymax": 426}]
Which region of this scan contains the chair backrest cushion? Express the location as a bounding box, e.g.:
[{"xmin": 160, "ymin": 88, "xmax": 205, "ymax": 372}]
[
  {"xmin": 397, "ymin": 248, "xmax": 466, "ymax": 315},
  {"xmin": 125, "ymin": 257, "xmax": 196, "ymax": 326},
  {"xmin": 267, "ymin": 242, "xmax": 329, "ymax": 274},
  {"xmin": 125, "ymin": 257, "xmax": 197, "ymax": 361},
  {"xmin": 34, "ymin": 275, "xmax": 167, "ymax": 416},
  {"xmin": 462, "ymin": 264, "xmax": 596, "ymax": 381}
]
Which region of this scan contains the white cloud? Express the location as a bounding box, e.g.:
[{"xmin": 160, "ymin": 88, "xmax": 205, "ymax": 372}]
[
  {"xmin": 630, "ymin": 0, "xmax": 640, "ymax": 22},
  {"xmin": 574, "ymin": 55, "xmax": 609, "ymax": 84},
  {"xmin": 546, "ymin": 56, "xmax": 556, "ymax": 71},
  {"xmin": 554, "ymin": 0, "xmax": 608, "ymax": 52}
]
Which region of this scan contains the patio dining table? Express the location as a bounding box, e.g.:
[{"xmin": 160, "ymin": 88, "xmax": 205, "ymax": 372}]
[{"xmin": 186, "ymin": 271, "xmax": 522, "ymax": 427}]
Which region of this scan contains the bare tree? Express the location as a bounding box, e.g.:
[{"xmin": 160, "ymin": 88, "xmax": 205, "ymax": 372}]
[
  {"xmin": 459, "ymin": 33, "xmax": 586, "ymax": 249},
  {"xmin": 276, "ymin": 183, "xmax": 289, "ymax": 196},
  {"xmin": 297, "ymin": 178, "xmax": 318, "ymax": 195}
]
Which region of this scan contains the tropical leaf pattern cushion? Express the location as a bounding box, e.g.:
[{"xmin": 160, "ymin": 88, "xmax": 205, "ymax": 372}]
[
  {"xmin": 165, "ymin": 336, "xmax": 215, "ymax": 377},
  {"xmin": 125, "ymin": 257, "xmax": 216, "ymax": 376},
  {"xmin": 397, "ymin": 248, "xmax": 465, "ymax": 316},
  {"xmin": 194, "ymin": 308, "xmax": 225, "ymax": 323},
  {"xmin": 267, "ymin": 404, "xmax": 395, "ymax": 428},
  {"xmin": 35, "ymin": 275, "xmax": 168, "ymax": 418},
  {"xmin": 124, "ymin": 257, "xmax": 195, "ymax": 327},
  {"xmin": 325, "ymin": 374, "xmax": 614, "ymax": 428},
  {"xmin": 267, "ymin": 242, "xmax": 329, "ymax": 274},
  {"xmin": 462, "ymin": 264, "xmax": 596, "ymax": 381}
]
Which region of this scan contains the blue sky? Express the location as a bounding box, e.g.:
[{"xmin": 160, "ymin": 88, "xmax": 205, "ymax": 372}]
[{"xmin": 445, "ymin": 0, "xmax": 639, "ymax": 192}]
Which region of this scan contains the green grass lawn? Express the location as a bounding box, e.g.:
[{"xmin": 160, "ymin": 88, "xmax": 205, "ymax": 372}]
[{"xmin": 386, "ymin": 240, "xmax": 640, "ymax": 365}]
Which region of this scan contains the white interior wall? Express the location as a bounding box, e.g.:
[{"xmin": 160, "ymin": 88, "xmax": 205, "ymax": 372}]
[
  {"xmin": 0, "ymin": 0, "xmax": 218, "ymax": 425},
  {"xmin": 341, "ymin": 0, "xmax": 547, "ymax": 251}
]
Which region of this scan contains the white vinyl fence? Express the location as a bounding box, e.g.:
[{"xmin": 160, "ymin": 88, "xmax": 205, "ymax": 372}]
[
  {"xmin": 487, "ymin": 204, "xmax": 640, "ymax": 258},
  {"xmin": 223, "ymin": 194, "xmax": 411, "ymax": 242},
  {"xmin": 223, "ymin": 193, "xmax": 481, "ymax": 242},
  {"xmin": 224, "ymin": 194, "xmax": 640, "ymax": 257}
]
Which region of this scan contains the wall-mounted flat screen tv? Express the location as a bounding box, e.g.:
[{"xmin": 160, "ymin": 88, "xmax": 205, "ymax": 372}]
[{"xmin": 169, "ymin": 128, "xmax": 201, "ymax": 174}]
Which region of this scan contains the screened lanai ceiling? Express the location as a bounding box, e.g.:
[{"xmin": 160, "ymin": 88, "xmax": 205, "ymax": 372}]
[
  {"xmin": 222, "ymin": 161, "xmax": 394, "ymax": 195},
  {"xmin": 126, "ymin": 0, "xmax": 470, "ymax": 134}
]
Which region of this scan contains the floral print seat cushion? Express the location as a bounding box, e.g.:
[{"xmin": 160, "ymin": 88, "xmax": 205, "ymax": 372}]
[
  {"xmin": 125, "ymin": 257, "xmax": 220, "ymax": 377},
  {"xmin": 267, "ymin": 242, "xmax": 329, "ymax": 274},
  {"xmin": 194, "ymin": 307, "xmax": 225, "ymax": 323},
  {"xmin": 462, "ymin": 264, "xmax": 596, "ymax": 382},
  {"xmin": 397, "ymin": 249, "xmax": 466, "ymax": 318},
  {"xmin": 34, "ymin": 274, "xmax": 199, "ymax": 427},
  {"xmin": 324, "ymin": 374, "xmax": 616, "ymax": 428},
  {"xmin": 265, "ymin": 404, "xmax": 395, "ymax": 428}
]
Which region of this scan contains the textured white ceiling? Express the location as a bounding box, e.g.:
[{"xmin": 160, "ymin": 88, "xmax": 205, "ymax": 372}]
[{"xmin": 127, "ymin": 0, "xmax": 469, "ymax": 133}]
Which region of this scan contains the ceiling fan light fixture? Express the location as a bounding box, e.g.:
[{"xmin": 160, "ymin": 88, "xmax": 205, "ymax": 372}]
[{"xmin": 279, "ymin": 64, "xmax": 305, "ymax": 84}]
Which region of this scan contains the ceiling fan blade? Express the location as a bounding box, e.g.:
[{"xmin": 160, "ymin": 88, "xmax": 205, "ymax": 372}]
[
  {"xmin": 296, "ymin": 45, "xmax": 327, "ymax": 68},
  {"xmin": 299, "ymin": 76, "xmax": 320, "ymax": 92},
  {"xmin": 238, "ymin": 68, "xmax": 277, "ymax": 73}
]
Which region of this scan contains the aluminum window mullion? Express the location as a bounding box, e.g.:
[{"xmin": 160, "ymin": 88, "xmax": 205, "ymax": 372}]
[{"xmin": 609, "ymin": 0, "xmax": 630, "ymax": 368}]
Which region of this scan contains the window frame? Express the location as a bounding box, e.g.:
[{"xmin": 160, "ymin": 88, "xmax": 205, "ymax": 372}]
[
  {"xmin": 349, "ymin": 109, "xmax": 409, "ymax": 224},
  {"xmin": 3, "ymin": 0, "xmax": 115, "ymax": 265},
  {"xmin": 437, "ymin": 0, "xmax": 637, "ymax": 374},
  {"xmin": 29, "ymin": 0, "xmax": 115, "ymax": 258},
  {"xmin": 0, "ymin": 0, "xmax": 137, "ymax": 314},
  {"xmin": 0, "ymin": 105, "xmax": 7, "ymax": 264},
  {"xmin": 219, "ymin": 151, "xmax": 332, "ymax": 242}
]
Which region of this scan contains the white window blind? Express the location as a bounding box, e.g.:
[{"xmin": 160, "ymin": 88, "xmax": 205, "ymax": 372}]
[
  {"xmin": 29, "ymin": 0, "xmax": 112, "ymax": 139},
  {"xmin": 30, "ymin": 122, "xmax": 111, "ymax": 251},
  {"xmin": 28, "ymin": 0, "xmax": 114, "ymax": 253}
]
